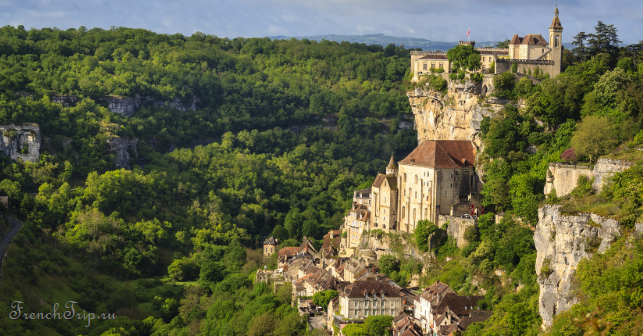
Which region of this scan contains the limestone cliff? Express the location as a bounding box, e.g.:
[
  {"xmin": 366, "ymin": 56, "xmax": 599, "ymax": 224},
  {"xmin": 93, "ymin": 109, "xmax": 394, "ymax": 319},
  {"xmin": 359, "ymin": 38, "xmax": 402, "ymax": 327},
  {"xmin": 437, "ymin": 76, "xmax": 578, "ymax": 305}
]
[
  {"xmin": 103, "ymin": 95, "xmax": 199, "ymax": 116},
  {"xmin": 107, "ymin": 137, "xmax": 138, "ymax": 169},
  {"xmin": 534, "ymin": 205, "xmax": 628, "ymax": 328},
  {"xmin": 0, "ymin": 124, "xmax": 41, "ymax": 162},
  {"xmin": 407, "ymin": 79, "xmax": 505, "ymax": 149}
]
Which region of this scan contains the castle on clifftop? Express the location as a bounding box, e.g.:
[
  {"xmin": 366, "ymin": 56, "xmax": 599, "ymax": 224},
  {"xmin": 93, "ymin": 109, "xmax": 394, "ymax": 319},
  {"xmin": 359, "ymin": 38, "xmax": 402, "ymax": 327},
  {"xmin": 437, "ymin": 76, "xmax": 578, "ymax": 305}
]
[{"xmin": 411, "ymin": 6, "xmax": 564, "ymax": 81}]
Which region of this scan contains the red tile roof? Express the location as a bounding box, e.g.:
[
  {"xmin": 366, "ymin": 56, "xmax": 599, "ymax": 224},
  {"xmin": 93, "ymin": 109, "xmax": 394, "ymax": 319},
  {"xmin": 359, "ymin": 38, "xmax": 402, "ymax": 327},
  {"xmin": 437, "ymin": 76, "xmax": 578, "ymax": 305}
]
[
  {"xmin": 434, "ymin": 293, "xmax": 484, "ymax": 316},
  {"xmin": 509, "ymin": 34, "xmax": 549, "ymax": 46},
  {"xmin": 278, "ymin": 247, "xmax": 299, "ymax": 258},
  {"xmin": 399, "ymin": 141, "xmax": 476, "ymax": 169}
]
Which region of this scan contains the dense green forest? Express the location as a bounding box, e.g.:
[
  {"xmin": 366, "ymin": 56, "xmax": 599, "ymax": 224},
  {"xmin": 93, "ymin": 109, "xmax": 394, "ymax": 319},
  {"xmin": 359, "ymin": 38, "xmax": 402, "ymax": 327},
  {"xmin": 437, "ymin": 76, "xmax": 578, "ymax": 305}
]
[
  {"xmin": 0, "ymin": 25, "xmax": 418, "ymax": 335},
  {"xmin": 0, "ymin": 20, "xmax": 642, "ymax": 336}
]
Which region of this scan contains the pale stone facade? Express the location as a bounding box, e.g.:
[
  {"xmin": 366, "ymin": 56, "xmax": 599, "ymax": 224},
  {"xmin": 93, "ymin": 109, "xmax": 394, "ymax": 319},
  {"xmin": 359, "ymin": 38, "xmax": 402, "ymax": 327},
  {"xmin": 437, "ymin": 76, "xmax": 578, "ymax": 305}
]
[
  {"xmin": 339, "ymin": 281, "xmax": 403, "ymax": 319},
  {"xmin": 343, "ymin": 141, "xmax": 480, "ymax": 244},
  {"xmin": 412, "ymin": 7, "xmax": 564, "ymax": 82}
]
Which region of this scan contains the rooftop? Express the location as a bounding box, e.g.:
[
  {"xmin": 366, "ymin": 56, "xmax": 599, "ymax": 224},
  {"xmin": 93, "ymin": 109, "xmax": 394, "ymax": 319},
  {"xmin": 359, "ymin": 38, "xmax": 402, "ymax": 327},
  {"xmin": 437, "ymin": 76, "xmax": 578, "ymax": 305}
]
[{"xmin": 399, "ymin": 140, "xmax": 476, "ymax": 169}]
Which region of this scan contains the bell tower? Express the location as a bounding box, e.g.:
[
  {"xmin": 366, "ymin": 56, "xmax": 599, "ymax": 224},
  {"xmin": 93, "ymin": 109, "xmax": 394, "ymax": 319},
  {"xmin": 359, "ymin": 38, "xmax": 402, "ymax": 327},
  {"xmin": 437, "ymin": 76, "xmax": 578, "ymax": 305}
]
[{"xmin": 549, "ymin": 6, "xmax": 563, "ymax": 76}]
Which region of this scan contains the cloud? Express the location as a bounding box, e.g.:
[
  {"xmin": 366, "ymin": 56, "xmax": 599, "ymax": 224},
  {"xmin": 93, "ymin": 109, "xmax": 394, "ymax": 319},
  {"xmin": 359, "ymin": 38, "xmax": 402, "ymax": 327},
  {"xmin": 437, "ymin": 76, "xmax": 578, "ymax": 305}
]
[{"xmin": 0, "ymin": 0, "xmax": 640, "ymax": 43}]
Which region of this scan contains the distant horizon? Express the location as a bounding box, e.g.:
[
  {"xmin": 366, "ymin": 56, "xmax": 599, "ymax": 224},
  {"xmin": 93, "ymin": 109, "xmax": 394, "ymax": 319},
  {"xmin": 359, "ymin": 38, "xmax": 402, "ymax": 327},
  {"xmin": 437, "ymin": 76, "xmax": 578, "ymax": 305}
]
[{"xmin": 1, "ymin": 0, "xmax": 641, "ymax": 44}]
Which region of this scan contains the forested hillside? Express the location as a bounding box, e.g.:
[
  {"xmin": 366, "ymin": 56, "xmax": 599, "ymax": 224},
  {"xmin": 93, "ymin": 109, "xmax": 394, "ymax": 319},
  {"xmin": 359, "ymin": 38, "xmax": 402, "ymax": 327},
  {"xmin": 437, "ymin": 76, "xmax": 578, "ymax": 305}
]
[{"xmin": 0, "ymin": 25, "xmax": 417, "ymax": 335}]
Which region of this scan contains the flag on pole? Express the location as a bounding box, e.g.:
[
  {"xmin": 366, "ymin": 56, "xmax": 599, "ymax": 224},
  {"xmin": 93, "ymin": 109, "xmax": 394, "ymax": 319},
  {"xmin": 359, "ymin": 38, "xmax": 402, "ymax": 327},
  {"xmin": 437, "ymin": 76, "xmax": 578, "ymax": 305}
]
[{"xmin": 467, "ymin": 28, "xmax": 470, "ymax": 37}]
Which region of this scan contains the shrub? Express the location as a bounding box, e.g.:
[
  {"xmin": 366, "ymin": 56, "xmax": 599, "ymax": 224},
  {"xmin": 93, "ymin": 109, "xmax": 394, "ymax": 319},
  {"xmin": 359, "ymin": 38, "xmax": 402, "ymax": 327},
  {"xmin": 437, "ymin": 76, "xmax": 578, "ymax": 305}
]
[
  {"xmin": 470, "ymin": 73, "xmax": 483, "ymax": 83},
  {"xmin": 511, "ymin": 62, "xmax": 518, "ymax": 73},
  {"xmin": 561, "ymin": 148, "xmax": 577, "ymax": 163},
  {"xmin": 493, "ymin": 72, "xmax": 516, "ymax": 99},
  {"xmin": 430, "ymin": 67, "xmax": 445, "ymax": 73}
]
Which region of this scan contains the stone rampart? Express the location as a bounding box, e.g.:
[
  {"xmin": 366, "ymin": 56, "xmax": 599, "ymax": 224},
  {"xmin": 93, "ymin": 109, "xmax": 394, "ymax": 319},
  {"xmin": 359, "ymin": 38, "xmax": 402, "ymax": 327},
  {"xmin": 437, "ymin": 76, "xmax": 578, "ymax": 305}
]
[
  {"xmin": 544, "ymin": 163, "xmax": 593, "ymax": 196},
  {"xmin": 445, "ymin": 216, "xmax": 476, "ymax": 248},
  {"xmin": 495, "ymin": 59, "xmax": 557, "ymax": 77},
  {"xmin": 544, "ymin": 159, "xmax": 635, "ymax": 196}
]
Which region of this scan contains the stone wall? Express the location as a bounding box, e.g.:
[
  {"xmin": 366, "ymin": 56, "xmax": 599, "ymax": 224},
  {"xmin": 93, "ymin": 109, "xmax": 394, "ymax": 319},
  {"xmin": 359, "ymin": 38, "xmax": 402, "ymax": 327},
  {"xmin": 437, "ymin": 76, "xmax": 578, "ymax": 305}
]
[
  {"xmin": 543, "ymin": 163, "xmax": 593, "ymax": 196},
  {"xmin": 445, "ymin": 216, "xmax": 476, "ymax": 248},
  {"xmin": 534, "ymin": 205, "xmax": 625, "ymax": 328},
  {"xmin": 0, "ymin": 124, "xmax": 41, "ymax": 162},
  {"xmin": 495, "ymin": 59, "xmax": 557, "ymax": 77},
  {"xmin": 107, "ymin": 137, "xmax": 138, "ymax": 169},
  {"xmin": 591, "ymin": 159, "xmax": 634, "ymax": 190},
  {"xmin": 544, "ymin": 159, "xmax": 635, "ymax": 196}
]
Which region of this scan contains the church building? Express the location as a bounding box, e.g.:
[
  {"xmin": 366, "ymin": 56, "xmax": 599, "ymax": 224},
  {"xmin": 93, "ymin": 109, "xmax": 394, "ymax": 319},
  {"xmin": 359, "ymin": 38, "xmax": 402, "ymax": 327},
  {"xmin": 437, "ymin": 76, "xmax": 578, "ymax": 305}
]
[{"xmin": 344, "ymin": 140, "xmax": 481, "ymax": 248}]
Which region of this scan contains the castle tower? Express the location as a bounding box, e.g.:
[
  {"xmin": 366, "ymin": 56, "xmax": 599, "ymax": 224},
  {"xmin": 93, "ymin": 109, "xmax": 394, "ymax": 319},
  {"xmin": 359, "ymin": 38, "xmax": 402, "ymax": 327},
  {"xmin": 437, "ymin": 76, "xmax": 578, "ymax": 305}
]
[
  {"xmin": 385, "ymin": 155, "xmax": 398, "ymax": 176},
  {"xmin": 549, "ymin": 6, "xmax": 564, "ymax": 76}
]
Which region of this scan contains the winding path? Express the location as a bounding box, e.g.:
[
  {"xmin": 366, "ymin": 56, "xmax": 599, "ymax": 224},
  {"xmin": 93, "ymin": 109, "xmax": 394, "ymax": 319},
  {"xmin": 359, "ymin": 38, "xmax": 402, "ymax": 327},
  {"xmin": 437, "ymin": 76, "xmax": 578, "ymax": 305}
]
[{"xmin": 0, "ymin": 218, "xmax": 22, "ymax": 281}]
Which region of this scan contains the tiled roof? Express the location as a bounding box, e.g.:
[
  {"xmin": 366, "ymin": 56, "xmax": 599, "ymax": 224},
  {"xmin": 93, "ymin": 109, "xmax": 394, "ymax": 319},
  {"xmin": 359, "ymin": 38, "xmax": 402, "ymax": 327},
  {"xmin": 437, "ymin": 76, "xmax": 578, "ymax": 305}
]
[
  {"xmin": 550, "ymin": 7, "xmax": 563, "ymax": 29},
  {"xmin": 399, "ymin": 141, "xmax": 476, "ymax": 169},
  {"xmin": 458, "ymin": 312, "xmax": 493, "ymax": 329},
  {"xmin": 297, "ymin": 236, "xmax": 317, "ymax": 255},
  {"xmin": 387, "ymin": 156, "xmax": 398, "ymax": 170},
  {"xmin": 341, "ymin": 280, "xmax": 403, "ymax": 298},
  {"xmin": 321, "ymin": 230, "xmax": 341, "ymax": 256},
  {"xmin": 278, "ymin": 247, "xmax": 299, "ymax": 258},
  {"xmin": 509, "ymin": 33, "xmax": 549, "ymax": 46},
  {"xmin": 434, "ymin": 293, "xmax": 484, "ymax": 316},
  {"xmin": 264, "ymin": 236, "xmax": 278, "ymax": 245},
  {"xmin": 372, "ymin": 173, "xmax": 386, "ymax": 188}
]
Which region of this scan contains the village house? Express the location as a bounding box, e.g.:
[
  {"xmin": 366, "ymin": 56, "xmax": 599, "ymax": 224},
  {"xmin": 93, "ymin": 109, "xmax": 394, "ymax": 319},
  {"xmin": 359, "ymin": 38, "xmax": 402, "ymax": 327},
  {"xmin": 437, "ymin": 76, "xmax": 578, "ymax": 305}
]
[
  {"xmin": 339, "ymin": 280, "xmax": 404, "ymax": 319},
  {"xmin": 414, "ymin": 280, "xmax": 456, "ymax": 330},
  {"xmin": 263, "ymin": 236, "xmax": 278, "ymax": 258}
]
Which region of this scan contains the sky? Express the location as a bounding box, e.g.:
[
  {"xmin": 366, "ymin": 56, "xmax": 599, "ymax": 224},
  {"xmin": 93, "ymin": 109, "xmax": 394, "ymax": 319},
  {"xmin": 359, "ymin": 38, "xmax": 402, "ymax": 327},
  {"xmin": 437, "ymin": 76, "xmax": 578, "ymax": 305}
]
[{"xmin": 0, "ymin": 0, "xmax": 641, "ymax": 44}]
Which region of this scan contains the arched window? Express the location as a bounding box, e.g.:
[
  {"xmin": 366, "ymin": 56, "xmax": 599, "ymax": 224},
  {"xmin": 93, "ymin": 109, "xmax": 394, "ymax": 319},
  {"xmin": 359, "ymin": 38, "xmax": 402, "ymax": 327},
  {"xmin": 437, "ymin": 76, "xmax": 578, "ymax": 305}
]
[
  {"xmin": 415, "ymin": 191, "xmax": 417, "ymax": 198},
  {"xmin": 415, "ymin": 175, "xmax": 418, "ymax": 184},
  {"xmin": 413, "ymin": 208, "xmax": 416, "ymax": 221},
  {"xmin": 404, "ymin": 189, "xmax": 406, "ymax": 196},
  {"xmin": 425, "ymin": 208, "xmax": 428, "ymax": 217},
  {"xmin": 404, "ymin": 173, "xmax": 407, "ymax": 182},
  {"xmin": 409, "ymin": 188, "xmax": 412, "ymax": 196},
  {"xmin": 555, "ymin": 35, "xmax": 559, "ymax": 47},
  {"xmin": 402, "ymin": 206, "xmax": 406, "ymax": 218}
]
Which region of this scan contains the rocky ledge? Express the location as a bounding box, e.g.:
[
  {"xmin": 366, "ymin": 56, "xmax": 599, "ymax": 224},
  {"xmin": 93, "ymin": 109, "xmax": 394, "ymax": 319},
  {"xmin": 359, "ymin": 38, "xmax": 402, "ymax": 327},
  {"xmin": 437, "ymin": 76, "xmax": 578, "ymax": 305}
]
[
  {"xmin": 0, "ymin": 124, "xmax": 41, "ymax": 162},
  {"xmin": 534, "ymin": 205, "xmax": 641, "ymax": 328}
]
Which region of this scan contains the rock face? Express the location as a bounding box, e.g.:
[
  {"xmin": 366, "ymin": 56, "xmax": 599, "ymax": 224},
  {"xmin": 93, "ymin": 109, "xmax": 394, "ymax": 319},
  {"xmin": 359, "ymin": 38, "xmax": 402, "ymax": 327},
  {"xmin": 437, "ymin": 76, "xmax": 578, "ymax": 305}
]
[
  {"xmin": 107, "ymin": 137, "xmax": 138, "ymax": 169},
  {"xmin": 407, "ymin": 79, "xmax": 504, "ymax": 149},
  {"xmin": 103, "ymin": 95, "xmax": 199, "ymax": 116},
  {"xmin": 591, "ymin": 159, "xmax": 634, "ymax": 190},
  {"xmin": 544, "ymin": 159, "xmax": 635, "ymax": 196},
  {"xmin": 534, "ymin": 205, "xmax": 622, "ymax": 328},
  {"xmin": 104, "ymin": 95, "xmax": 140, "ymax": 116},
  {"xmin": 0, "ymin": 124, "xmax": 41, "ymax": 162}
]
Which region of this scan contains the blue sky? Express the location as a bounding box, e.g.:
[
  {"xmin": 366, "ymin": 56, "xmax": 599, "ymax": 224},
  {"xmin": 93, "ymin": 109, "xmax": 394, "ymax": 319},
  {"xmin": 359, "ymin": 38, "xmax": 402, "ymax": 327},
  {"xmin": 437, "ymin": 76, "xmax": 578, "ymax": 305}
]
[{"xmin": 1, "ymin": 0, "xmax": 641, "ymax": 44}]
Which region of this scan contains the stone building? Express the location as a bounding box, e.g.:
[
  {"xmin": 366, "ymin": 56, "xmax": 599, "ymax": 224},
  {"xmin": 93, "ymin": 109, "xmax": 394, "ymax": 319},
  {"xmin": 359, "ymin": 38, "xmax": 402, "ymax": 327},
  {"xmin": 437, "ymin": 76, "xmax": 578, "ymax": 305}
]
[
  {"xmin": 343, "ymin": 141, "xmax": 480, "ymax": 245},
  {"xmin": 413, "ymin": 281, "xmax": 456, "ymax": 331},
  {"xmin": 396, "ymin": 140, "xmax": 480, "ymax": 231},
  {"xmin": 263, "ymin": 236, "xmax": 278, "ymax": 258},
  {"xmin": 371, "ymin": 156, "xmax": 399, "ymax": 232},
  {"xmin": 339, "ymin": 280, "xmax": 403, "ymax": 319},
  {"xmin": 411, "ymin": 7, "xmax": 564, "ymax": 81}
]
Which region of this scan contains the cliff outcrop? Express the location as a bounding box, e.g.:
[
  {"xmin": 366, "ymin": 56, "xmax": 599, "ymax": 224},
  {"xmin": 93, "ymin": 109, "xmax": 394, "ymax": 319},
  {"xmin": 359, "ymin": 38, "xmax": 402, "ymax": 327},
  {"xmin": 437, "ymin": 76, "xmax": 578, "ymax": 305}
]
[
  {"xmin": 107, "ymin": 137, "xmax": 138, "ymax": 169},
  {"xmin": 102, "ymin": 95, "xmax": 200, "ymax": 116},
  {"xmin": 407, "ymin": 79, "xmax": 505, "ymax": 149},
  {"xmin": 534, "ymin": 205, "xmax": 630, "ymax": 328},
  {"xmin": 0, "ymin": 124, "xmax": 41, "ymax": 162}
]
